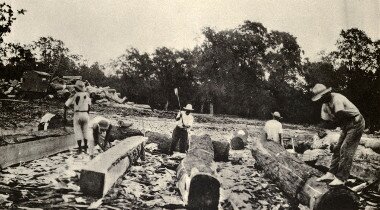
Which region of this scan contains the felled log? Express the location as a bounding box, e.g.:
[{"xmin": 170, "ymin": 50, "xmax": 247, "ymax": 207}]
[
  {"xmin": 145, "ymin": 131, "xmax": 173, "ymax": 154},
  {"xmin": 212, "ymin": 140, "xmax": 230, "ymax": 161},
  {"xmin": 176, "ymin": 135, "xmax": 220, "ymax": 209},
  {"xmin": 145, "ymin": 131, "xmax": 229, "ymax": 161},
  {"xmin": 79, "ymin": 136, "xmax": 147, "ymax": 197},
  {"xmin": 230, "ymin": 129, "xmax": 248, "ymax": 150},
  {"xmin": 107, "ymin": 126, "xmax": 143, "ymax": 142},
  {"xmin": 251, "ymin": 132, "xmax": 359, "ymax": 210},
  {"xmin": 0, "ymin": 129, "xmax": 75, "ymax": 169}
]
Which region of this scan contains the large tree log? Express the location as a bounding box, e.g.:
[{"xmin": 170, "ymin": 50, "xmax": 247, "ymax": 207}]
[
  {"xmin": 79, "ymin": 136, "xmax": 147, "ymax": 197},
  {"xmin": 251, "ymin": 132, "xmax": 359, "ymax": 210},
  {"xmin": 107, "ymin": 126, "xmax": 143, "ymax": 142},
  {"xmin": 0, "ymin": 129, "xmax": 75, "ymax": 169},
  {"xmin": 145, "ymin": 131, "xmax": 230, "ymax": 161},
  {"xmin": 176, "ymin": 134, "xmax": 220, "ymax": 209}
]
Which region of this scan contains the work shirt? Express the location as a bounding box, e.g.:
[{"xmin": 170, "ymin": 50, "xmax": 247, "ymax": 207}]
[
  {"xmin": 321, "ymin": 93, "xmax": 361, "ymax": 123},
  {"xmin": 264, "ymin": 119, "xmax": 283, "ymax": 143},
  {"xmin": 176, "ymin": 111, "xmax": 194, "ymax": 129},
  {"xmin": 65, "ymin": 92, "xmax": 91, "ymax": 112}
]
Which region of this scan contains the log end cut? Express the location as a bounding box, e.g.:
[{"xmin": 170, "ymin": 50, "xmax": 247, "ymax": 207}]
[
  {"xmin": 314, "ymin": 186, "xmax": 359, "ymax": 210},
  {"xmin": 188, "ymin": 173, "xmax": 220, "ymax": 210}
]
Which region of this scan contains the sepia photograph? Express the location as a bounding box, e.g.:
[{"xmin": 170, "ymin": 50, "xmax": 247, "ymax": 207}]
[{"xmin": 0, "ymin": 0, "xmax": 379, "ymax": 209}]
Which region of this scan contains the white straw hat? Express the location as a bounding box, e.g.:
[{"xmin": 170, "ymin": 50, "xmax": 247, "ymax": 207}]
[
  {"xmin": 311, "ymin": 84, "xmax": 332, "ymax": 101},
  {"xmin": 183, "ymin": 104, "xmax": 194, "ymax": 111}
]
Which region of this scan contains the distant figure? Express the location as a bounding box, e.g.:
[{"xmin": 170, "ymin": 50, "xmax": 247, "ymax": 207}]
[
  {"xmin": 264, "ymin": 112, "xmax": 283, "ymax": 145},
  {"xmin": 170, "ymin": 104, "xmax": 194, "ymax": 155},
  {"xmin": 64, "ymin": 80, "xmax": 92, "ymax": 154},
  {"xmin": 311, "ymin": 84, "xmax": 365, "ymax": 186}
]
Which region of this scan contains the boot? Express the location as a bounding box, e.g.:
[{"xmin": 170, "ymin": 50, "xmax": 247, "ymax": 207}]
[
  {"xmin": 77, "ymin": 140, "xmax": 82, "ymax": 154},
  {"xmin": 83, "ymin": 139, "xmax": 88, "ymax": 153}
]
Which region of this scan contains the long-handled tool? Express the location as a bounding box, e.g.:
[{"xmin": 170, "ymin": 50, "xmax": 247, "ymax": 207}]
[
  {"xmin": 174, "ymin": 88, "xmax": 185, "ymax": 127},
  {"xmin": 174, "ymin": 88, "xmax": 181, "ymax": 110}
]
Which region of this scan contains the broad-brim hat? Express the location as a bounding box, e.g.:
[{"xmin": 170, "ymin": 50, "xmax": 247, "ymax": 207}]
[
  {"xmin": 311, "ymin": 84, "xmax": 332, "ymax": 101},
  {"xmin": 74, "ymin": 80, "xmax": 86, "ymax": 92},
  {"xmin": 183, "ymin": 104, "xmax": 194, "ymax": 111},
  {"xmin": 272, "ymin": 111, "xmax": 283, "ymax": 119}
]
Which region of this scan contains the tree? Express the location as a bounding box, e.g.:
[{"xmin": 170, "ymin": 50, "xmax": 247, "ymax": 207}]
[{"xmin": 0, "ymin": 2, "xmax": 25, "ymax": 44}]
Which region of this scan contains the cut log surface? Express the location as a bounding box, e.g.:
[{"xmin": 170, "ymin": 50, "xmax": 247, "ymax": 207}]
[
  {"xmin": 176, "ymin": 134, "xmax": 220, "ymax": 210},
  {"xmin": 0, "ymin": 129, "xmax": 75, "ymax": 169},
  {"xmin": 79, "ymin": 136, "xmax": 147, "ymax": 197},
  {"xmin": 251, "ymin": 132, "xmax": 359, "ymax": 210},
  {"xmin": 212, "ymin": 140, "xmax": 230, "ymax": 162},
  {"xmin": 0, "ymin": 128, "xmax": 73, "ymax": 145}
]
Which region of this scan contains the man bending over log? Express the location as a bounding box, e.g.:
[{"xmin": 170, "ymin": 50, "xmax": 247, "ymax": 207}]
[
  {"xmin": 264, "ymin": 111, "xmax": 283, "ymax": 146},
  {"xmin": 311, "ymin": 84, "xmax": 365, "ymax": 186},
  {"xmin": 91, "ymin": 116, "xmax": 113, "ymax": 152},
  {"xmin": 170, "ymin": 104, "xmax": 194, "ymax": 155},
  {"xmin": 64, "ymin": 80, "xmax": 92, "ymax": 154}
]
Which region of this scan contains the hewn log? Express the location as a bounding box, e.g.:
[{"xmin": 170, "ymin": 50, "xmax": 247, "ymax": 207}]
[
  {"xmin": 230, "ymin": 129, "xmax": 248, "ymax": 150},
  {"xmin": 251, "ymin": 132, "xmax": 359, "ymax": 210},
  {"xmin": 0, "ymin": 128, "xmax": 73, "ymax": 145},
  {"xmin": 0, "ymin": 129, "xmax": 75, "ymax": 169},
  {"xmin": 176, "ymin": 134, "xmax": 220, "ymax": 209},
  {"xmin": 79, "ymin": 136, "xmax": 147, "ymax": 197}
]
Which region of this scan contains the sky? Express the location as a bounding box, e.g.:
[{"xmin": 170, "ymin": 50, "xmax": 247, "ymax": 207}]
[{"xmin": 3, "ymin": 0, "xmax": 380, "ymax": 64}]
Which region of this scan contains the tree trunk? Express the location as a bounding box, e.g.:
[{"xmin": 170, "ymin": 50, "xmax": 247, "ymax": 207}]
[
  {"xmin": 251, "ymin": 132, "xmax": 359, "ymax": 210},
  {"xmin": 145, "ymin": 131, "xmax": 229, "ymax": 161},
  {"xmin": 200, "ymin": 102, "xmax": 204, "ymax": 114},
  {"xmin": 177, "ymin": 134, "xmax": 220, "ymax": 209},
  {"xmin": 165, "ymin": 99, "xmax": 169, "ymax": 111},
  {"xmin": 210, "ymin": 103, "xmax": 214, "ymax": 115}
]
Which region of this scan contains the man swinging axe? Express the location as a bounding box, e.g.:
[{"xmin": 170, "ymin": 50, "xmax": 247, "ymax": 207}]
[{"xmin": 311, "ymin": 84, "xmax": 365, "ymax": 186}]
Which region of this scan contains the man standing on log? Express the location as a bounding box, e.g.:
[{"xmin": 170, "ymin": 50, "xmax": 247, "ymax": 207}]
[
  {"xmin": 311, "ymin": 84, "xmax": 365, "ymax": 186},
  {"xmin": 64, "ymin": 80, "xmax": 92, "ymax": 154},
  {"xmin": 170, "ymin": 104, "xmax": 194, "ymax": 155},
  {"xmin": 264, "ymin": 112, "xmax": 283, "ymax": 145}
]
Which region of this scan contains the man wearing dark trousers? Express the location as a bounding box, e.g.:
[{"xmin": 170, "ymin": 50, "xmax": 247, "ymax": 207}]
[
  {"xmin": 170, "ymin": 104, "xmax": 194, "ymax": 155},
  {"xmin": 311, "ymin": 84, "xmax": 365, "ymax": 186}
]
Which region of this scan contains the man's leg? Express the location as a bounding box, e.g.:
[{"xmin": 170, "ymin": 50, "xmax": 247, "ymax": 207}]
[
  {"xmin": 82, "ymin": 114, "xmax": 92, "ymax": 156},
  {"xmin": 183, "ymin": 130, "xmax": 189, "ymax": 152},
  {"xmin": 329, "ymin": 130, "xmax": 347, "ymax": 175},
  {"xmin": 335, "ymin": 121, "xmax": 364, "ymax": 181},
  {"xmin": 73, "ymin": 114, "xmax": 83, "ymax": 154},
  {"xmin": 170, "ymin": 127, "xmax": 180, "ymax": 155}
]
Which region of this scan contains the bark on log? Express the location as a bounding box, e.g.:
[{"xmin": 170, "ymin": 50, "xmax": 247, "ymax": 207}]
[
  {"xmin": 0, "ymin": 128, "xmax": 73, "ymax": 145},
  {"xmin": 0, "ymin": 129, "xmax": 75, "ymax": 169},
  {"xmin": 251, "ymin": 132, "xmax": 359, "ymax": 210},
  {"xmin": 79, "ymin": 136, "xmax": 147, "ymax": 197},
  {"xmin": 107, "ymin": 126, "xmax": 143, "ymax": 142},
  {"xmin": 230, "ymin": 129, "xmax": 248, "ymax": 150},
  {"xmin": 176, "ymin": 134, "xmax": 220, "ymax": 209},
  {"xmin": 212, "ymin": 140, "xmax": 230, "ymax": 162},
  {"xmin": 145, "ymin": 131, "xmax": 173, "ymax": 154},
  {"xmin": 145, "ymin": 131, "xmax": 230, "ymax": 161}
]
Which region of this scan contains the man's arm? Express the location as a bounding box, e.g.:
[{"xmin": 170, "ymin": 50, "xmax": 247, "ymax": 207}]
[{"xmin": 175, "ymin": 111, "xmax": 181, "ymax": 121}]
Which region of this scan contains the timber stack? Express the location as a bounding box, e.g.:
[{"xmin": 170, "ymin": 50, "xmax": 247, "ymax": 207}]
[
  {"xmin": 251, "ymin": 132, "xmax": 359, "ymax": 210},
  {"xmin": 176, "ymin": 134, "xmax": 221, "ymax": 209}
]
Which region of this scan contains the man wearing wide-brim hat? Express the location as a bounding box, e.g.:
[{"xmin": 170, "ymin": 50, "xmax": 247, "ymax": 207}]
[
  {"xmin": 311, "ymin": 84, "xmax": 365, "ymax": 186},
  {"xmin": 64, "ymin": 80, "xmax": 92, "ymax": 155},
  {"xmin": 169, "ymin": 104, "xmax": 194, "ymax": 155},
  {"xmin": 264, "ymin": 111, "xmax": 284, "ymax": 145}
]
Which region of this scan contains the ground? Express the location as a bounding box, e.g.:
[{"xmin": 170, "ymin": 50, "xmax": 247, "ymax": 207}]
[{"xmin": 0, "ymin": 100, "xmax": 378, "ymax": 209}]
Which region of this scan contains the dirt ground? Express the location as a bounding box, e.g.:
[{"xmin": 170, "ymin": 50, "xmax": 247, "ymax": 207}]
[{"xmin": 0, "ymin": 100, "xmax": 378, "ymax": 209}]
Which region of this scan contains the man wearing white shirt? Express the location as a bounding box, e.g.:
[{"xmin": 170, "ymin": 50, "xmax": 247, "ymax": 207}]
[
  {"xmin": 170, "ymin": 104, "xmax": 194, "ymax": 155},
  {"xmin": 264, "ymin": 112, "xmax": 283, "ymax": 145}
]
